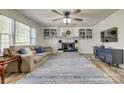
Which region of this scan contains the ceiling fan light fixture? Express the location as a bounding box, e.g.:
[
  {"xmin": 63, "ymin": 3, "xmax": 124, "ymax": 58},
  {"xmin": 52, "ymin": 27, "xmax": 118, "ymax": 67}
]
[
  {"xmin": 67, "ymin": 18, "xmax": 71, "ymax": 23},
  {"xmin": 63, "ymin": 18, "xmax": 67, "ymax": 24},
  {"xmin": 63, "ymin": 18, "xmax": 71, "ymax": 24},
  {"xmin": 52, "ymin": 9, "xmax": 82, "ymax": 25}
]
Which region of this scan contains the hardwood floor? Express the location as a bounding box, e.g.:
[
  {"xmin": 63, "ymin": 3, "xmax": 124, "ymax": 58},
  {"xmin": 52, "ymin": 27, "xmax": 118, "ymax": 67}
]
[
  {"xmin": 1, "ymin": 54, "xmax": 124, "ymax": 84},
  {"xmin": 83, "ymin": 54, "xmax": 124, "ymax": 84},
  {"xmin": 0, "ymin": 72, "xmax": 26, "ymax": 84}
]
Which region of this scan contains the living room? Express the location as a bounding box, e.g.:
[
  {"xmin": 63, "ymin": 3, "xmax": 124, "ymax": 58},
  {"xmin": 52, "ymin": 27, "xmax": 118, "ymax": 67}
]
[
  {"xmin": 1, "ymin": 0, "xmax": 124, "ymax": 93},
  {"xmin": 1, "ymin": 9, "xmax": 124, "ymax": 85}
]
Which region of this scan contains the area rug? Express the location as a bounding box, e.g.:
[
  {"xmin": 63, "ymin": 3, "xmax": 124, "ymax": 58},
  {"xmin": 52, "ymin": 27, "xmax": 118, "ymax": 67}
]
[{"xmin": 16, "ymin": 53, "xmax": 113, "ymax": 84}]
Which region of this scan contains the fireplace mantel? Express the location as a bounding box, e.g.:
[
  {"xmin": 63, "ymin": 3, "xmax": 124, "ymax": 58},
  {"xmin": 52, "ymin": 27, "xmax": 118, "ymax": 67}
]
[
  {"xmin": 58, "ymin": 39, "xmax": 78, "ymax": 52},
  {"xmin": 62, "ymin": 43, "xmax": 76, "ymax": 52}
]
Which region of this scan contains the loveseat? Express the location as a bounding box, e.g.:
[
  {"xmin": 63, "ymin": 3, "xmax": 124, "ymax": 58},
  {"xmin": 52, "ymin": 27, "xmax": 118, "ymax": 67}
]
[{"xmin": 4, "ymin": 45, "xmax": 52, "ymax": 73}]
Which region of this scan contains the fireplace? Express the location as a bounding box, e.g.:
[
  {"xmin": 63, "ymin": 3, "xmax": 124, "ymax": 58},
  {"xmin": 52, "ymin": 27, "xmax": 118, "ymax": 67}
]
[{"xmin": 62, "ymin": 43, "xmax": 76, "ymax": 52}]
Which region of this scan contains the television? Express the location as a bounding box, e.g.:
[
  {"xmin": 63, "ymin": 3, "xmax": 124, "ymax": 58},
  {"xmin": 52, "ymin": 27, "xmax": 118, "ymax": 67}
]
[{"xmin": 101, "ymin": 27, "xmax": 118, "ymax": 42}]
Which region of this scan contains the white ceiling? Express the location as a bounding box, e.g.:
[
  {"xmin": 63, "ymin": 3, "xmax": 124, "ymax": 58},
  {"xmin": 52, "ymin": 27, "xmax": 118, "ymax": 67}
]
[{"xmin": 17, "ymin": 9, "xmax": 117, "ymax": 27}]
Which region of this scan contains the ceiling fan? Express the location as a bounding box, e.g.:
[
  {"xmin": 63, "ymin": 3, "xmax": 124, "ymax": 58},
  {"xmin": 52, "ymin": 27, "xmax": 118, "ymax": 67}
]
[{"xmin": 51, "ymin": 9, "xmax": 83, "ymax": 25}]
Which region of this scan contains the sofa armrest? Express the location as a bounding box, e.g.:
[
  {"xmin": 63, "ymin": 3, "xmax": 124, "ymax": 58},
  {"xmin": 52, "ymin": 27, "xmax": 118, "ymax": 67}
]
[{"xmin": 13, "ymin": 53, "xmax": 35, "ymax": 72}]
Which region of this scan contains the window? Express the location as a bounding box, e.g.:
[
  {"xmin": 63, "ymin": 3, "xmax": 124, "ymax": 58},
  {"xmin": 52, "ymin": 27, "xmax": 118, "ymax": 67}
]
[
  {"xmin": 0, "ymin": 15, "xmax": 37, "ymax": 52},
  {"xmin": 31, "ymin": 28, "xmax": 36, "ymax": 45},
  {"xmin": 15, "ymin": 22, "xmax": 30, "ymax": 45},
  {"xmin": 0, "ymin": 15, "xmax": 13, "ymax": 52}
]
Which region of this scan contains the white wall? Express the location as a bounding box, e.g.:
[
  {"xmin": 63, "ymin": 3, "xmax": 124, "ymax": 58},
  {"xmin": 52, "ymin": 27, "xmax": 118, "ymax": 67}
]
[
  {"xmin": 78, "ymin": 39, "xmax": 93, "ymax": 54},
  {"xmin": 36, "ymin": 31, "xmax": 43, "ymax": 45},
  {"xmin": 93, "ymin": 10, "xmax": 124, "ymax": 49},
  {"xmin": 0, "ymin": 9, "xmax": 42, "ymax": 45},
  {"xmin": 93, "ymin": 9, "xmax": 124, "ymax": 68},
  {"xmin": 40, "ymin": 27, "xmax": 58, "ymax": 53},
  {"xmin": 59, "ymin": 27, "xmax": 79, "ymax": 37},
  {"xmin": 40, "ymin": 27, "xmax": 93, "ymax": 54}
]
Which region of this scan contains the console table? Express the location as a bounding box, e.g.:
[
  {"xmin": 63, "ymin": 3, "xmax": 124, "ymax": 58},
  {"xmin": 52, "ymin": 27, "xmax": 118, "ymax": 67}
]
[
  {"xmin": 0, "ymin": 55, "xmax": 22, "ymax": 84},
  {"xmin": 94, "ymin": 46, "xmax": 123, "ymax": 66}
]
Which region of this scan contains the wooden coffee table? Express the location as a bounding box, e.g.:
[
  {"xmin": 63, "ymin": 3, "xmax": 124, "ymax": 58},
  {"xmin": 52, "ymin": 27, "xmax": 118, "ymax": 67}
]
[{"xmin": 0, "ymin": 55, "xmax": 22, "ymax": 84}]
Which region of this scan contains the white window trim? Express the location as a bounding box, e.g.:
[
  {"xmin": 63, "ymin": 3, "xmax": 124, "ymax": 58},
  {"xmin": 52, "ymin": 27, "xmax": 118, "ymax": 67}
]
[{"xmin": 0, "ymin": 14, "xmax": 37, "ymax": 52}]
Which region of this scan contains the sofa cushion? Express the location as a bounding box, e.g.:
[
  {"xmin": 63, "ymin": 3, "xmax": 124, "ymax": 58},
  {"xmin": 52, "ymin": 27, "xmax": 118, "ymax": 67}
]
[
  {"xmin": 32, "ymin": 49, "xmax": 37, "ymax": 54},
  {"xmin": 28, "ymin": 46, "xmax": 35, "ymax": 50}
]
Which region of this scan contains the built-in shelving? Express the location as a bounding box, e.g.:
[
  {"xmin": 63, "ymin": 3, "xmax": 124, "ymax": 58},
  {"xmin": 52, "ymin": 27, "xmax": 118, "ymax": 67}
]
[
  {"xmin": 79, "ymin": 28, "xmax": 92, "ymax": 39},
  {"xmin": 44, "ymin": 28, "xmax": 57, "ymax": 39},
  {"xmin": 44, "ymin": 27, "xmax": 92, "ymax": 39}
]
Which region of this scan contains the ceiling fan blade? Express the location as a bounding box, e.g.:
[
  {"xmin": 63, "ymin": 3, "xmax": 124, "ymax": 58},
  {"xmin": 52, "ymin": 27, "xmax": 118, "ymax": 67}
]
[
  {"xmin": 73, "ymin": 18, "xmax": 83, "ymax": 21},
  {"xmin": 52, "ymin": 18, "xmax": 63, "ymax": 21},
  {"xmin": 51, "ymin": 9, "xmax": 63, "ymax": 16},
  {"xmin": 71, "ymin": 9, "xmax": 81, "ymax": 16}
]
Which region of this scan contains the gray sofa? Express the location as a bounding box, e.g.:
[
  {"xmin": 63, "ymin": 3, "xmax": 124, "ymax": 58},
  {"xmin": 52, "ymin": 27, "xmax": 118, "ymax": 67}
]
[{"xmin": 4, "ymin": 45, "xmax": 52, "ymax": 73}]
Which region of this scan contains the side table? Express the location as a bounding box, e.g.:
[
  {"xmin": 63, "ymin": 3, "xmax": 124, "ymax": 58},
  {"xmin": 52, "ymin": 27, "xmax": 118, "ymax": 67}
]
[{"xmin": 0, "ymin": 55, "xmax": 22, "ymax": 84}]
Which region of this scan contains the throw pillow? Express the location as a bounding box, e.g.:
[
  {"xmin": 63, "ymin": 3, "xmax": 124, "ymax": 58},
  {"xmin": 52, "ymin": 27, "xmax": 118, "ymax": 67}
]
[
  {"xmin": 35, "ymin": 47, "xmax": 46, "ymax": 53},
  {"xmin": 35, "ymin": 47, "xmax": 42, "ymax": 53},
  {"xmin": 42, "ymin": 48, "xmax": 46, "ymax": 52},
  {"xmin": 40, "ymin": 47, "xmax": 46, "ymax": 52},
  {"xmin": 24, "ymin": 47, "xmax": 33, "ymax": 55},
  {"xmin": 18, "ymin": 48, "xmax": 26, "ymax": 54}
]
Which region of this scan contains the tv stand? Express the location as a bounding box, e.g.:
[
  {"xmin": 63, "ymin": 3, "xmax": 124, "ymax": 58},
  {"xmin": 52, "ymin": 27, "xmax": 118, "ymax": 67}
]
[{"xmin": 94, "ymin": 46, "xmax": 123, "ymax": 66}]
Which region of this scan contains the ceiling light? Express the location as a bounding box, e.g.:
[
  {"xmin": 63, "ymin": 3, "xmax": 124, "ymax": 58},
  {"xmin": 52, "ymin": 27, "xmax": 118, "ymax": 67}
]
[
  {"xmin": 67, "ymin": 18, "xmax": 71, "ymax": 23},
  {"xmin": 63, "ymin": 18, "xmax": 72, "ymax": 24},
  {"xmin": 63, "ymin": 18, "xmax": 67, "ymax": 24}
]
